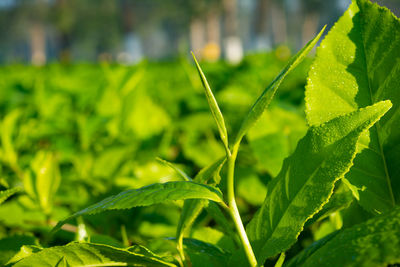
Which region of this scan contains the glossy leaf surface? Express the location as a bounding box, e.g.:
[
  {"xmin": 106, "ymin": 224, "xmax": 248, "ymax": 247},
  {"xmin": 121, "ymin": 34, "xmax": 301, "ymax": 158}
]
[
  {"xmin": 305, "ymin": 0, "xmax": 400, "ymax": 213},
  {"xmin": 247, "ymin": 101, "xmax": 391, "ymax": 263},
  {"xmin": 300, "ymin": 208, "xmax": 400, "ymax": 266},
  {"xmin": 12, "ymin": 242, "xmax": 175, "ymax": 267}
]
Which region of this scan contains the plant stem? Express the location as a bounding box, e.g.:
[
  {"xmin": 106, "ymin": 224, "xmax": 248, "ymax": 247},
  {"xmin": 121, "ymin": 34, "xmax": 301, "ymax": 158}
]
[
  {"xmin": 227, "ymin": 143, "xmax": 258, "ymax": 267},
  {"xmin": 177, "ymin": 238, "xmax": 188, "ymax": 267}
]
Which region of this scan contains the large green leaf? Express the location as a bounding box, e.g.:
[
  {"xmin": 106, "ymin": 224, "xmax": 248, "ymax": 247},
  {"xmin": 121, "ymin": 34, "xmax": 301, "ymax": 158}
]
[
  {"xmin": 233, "ymin": 26, "xmax": 325, "ymax": 146},
  {"xmin": 305, "ymin": 0, "xmax": 400, "ymax": 213},
  {"xmin": 246, "ymin": 101, "xmax": 391, "ymax": 263},
  {"xmin": 11, "ymin": 242, "xmax": 175, "ymax": 267},
  {"xmin": 54, "ymin": 181, "xmax": 223, "ymax": 232},
  {"xmin": 298, "ymin": 208, "xmax": 400, "ymax": 266}
]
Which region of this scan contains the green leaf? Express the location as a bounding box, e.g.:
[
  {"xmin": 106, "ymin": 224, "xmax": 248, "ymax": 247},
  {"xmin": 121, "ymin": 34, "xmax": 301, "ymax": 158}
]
[
  {"xmin": 156, "ymin": 157, "xmax": 192, "ymax": 181},
  {"xmin": 204, "ymin": 202, "xmax": 234, "ymax": 236},
  {"xmin": 182, "ymin": 238, "xmax": 231, "ymax": 267},
  {"xmin": 0, "ymin": 109, "xmax": 21, "ymax": 168},
  {"xmin": 247, "ymin": 105, "xmax": 307, "ymax": 177},
  {"xmin": 124, "ymin": 92, "xmax": 171, "ymax": 139},
  {"xmin": 30, "ymin": 151, "xmax": 61, "ymax": 214},
  {"xmin": 0, "ymin": 187, "xmax": 21, "ymax": 205},
  {"xmin": 6, "ymin": 245, "xmax": 42, "ymax": 266},
  {"xmin": 246, "ymin": 101, "xmax": 391, "ymax": 263},
  {"xmin": 304, "ymin": 181, "xmax": 354, "ymax": 227},
  {"xmin": 274, "ymin": 253, "xmax": 285, "ymax": 267},
  {"xmin": 176, "ymin": 158, "xmax": 226, "ymax": 250},
  {"xmin": 192, "ymin": 52, "xmax": 229, "ymax": 152},
  {"xmin": 11, "ymin": 242, "xmax": 176, "ymax": 267},
  {"xmin": 299, "ymin": 208, "xmax": 400, "ymax": 266},
  {"xmin": 305, "ymin": 0, "xmax": 400, "ymax": 213},
  {"xmin": 284, "ymin": 232, "xmax": 338, "ymax": 267},
  {"xmin": 234, "ymin": 26, "xmax": 325, "ymax": 146},
  {"xmin": 176, "ymin": 199, "xmax": 207, "ymax": 245},
  {"xmin": 193, "ymin": 157, "xmax": 226, "ymax": 185},
  {"xmin": 0, "ymin": 235, "xmax": 38, "ymax": 266},
  {"xmin": 54, "ymin": 181, "xmax": 224, "ymax": 232}
]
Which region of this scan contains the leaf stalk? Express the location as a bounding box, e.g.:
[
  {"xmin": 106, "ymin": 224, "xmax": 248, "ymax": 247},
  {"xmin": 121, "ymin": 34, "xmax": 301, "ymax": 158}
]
[{"xmin": 227, "ymin": 143, "xmax": 258, "ymax": 267}]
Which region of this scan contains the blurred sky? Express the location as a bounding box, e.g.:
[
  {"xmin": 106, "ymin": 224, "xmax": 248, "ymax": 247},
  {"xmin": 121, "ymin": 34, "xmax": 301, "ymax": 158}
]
[{"xmin": 0, "ymin": 0, "xmax": 399, "ymax": 64}]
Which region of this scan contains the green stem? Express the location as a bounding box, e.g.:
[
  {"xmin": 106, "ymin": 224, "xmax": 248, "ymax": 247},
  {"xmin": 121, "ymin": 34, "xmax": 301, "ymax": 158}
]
[
  {"xmin": 177, "ymin": 238, "xmax": 188, "ymax": 267},
  {"xmin": 227, "ymin": 143, "xmax": 258, "ymax": 267}
]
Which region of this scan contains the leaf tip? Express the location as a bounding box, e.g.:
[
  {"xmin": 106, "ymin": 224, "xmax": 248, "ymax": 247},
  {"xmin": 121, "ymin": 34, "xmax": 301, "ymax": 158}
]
[
  {"xmin": 372, "ymin": 100, "xmax": 392, "ymax": 115},
  {"xmin": 314, "ymin": 25, "xmax": 327, "ymax": 42},
  {"xmin": 190, "ymin": 51, "xmax": 197, "ymax": 62},
  {"xmin": 50, "ymin": 221, "xmax": 63, "ymax": 235}
]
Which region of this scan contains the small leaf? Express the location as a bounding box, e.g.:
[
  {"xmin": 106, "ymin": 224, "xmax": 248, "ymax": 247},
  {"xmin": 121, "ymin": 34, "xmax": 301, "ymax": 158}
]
[
  {"xmin": 176, "ymin": 199, "xmax": 207, "ymax": 245},
  {"xmin": 0, "ymin": 109, "xmax": 21, "ymax": 167},
  {"xmin": 54, "ymin": 181, "xmax": 224, "ymax": 232},
  {"xmin": 11, "ymin": 242, "xmax": 175, "ymax": 267},
  {"xmin": 0, "ymin": 187, "xmax": 21, "ymax": 205},
  {"xmin": 176, "ymin": 158, "xmax": 226, "ymax": 251},
  {"xmin": 299, "ymin": 208, "xmax": 400, "ymax": 266},
  {"xmin": 192, "ymin": 52, "xmax": 229, "ymax": 152},
  {"xmin": 194, "ymin": 157, "xmax": 226, "ymax": 185},
  {"xmin": 31, "ymin": 151, "xmax": 61, "ymax": 214},
  {"xmin": 156, "ymin": 157, "xmax": 192, "ymax": 181},
  {"xmin": 234, "ymin": 26, "xmax": 325, "ymax": 146},
  {"xmin": 246, "ymin": 101, "xmax": 391, "ymax": 263}
]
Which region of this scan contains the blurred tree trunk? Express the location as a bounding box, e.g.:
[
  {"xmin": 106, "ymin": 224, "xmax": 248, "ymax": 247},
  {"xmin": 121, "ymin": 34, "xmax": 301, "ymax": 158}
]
[
  {"xmin": 222, "ymin": 0, "xmax": 243, "ymax": 63},
  {"xmin": 253, "ymin": 0, "xmax": 271, "ymax": 50},
  {"xmin": 206, "ymin": 12, "xmax": 220, "ymax": 45},
  {"xmin": 190, "ymin": 18, "xmax": 206, "ymax": 57},
  {"xmin": 302, "ymin": 12, "xmax": 319, "ymax": 46},
  {"xmin": 271, "ymin": 1, "xmax": 287, "ymax": 45},
  {"xmin": 30, "ymin": 22, "xmax": 46, "ymax": 66},
  {"xmin": 204, "ymin": 11, "xmax": 221, "ymax": 60},
  {"xmin": 121, "ymin": 0, "xmax": 142, "ymax": 63},
  {"xmin": 55, "ymin": 0, "xmax": 71, "ymax": 62}
]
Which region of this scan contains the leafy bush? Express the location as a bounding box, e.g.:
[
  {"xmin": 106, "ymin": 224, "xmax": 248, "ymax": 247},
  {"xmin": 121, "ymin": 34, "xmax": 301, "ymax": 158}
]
[{"xmin": 1, "ymin": 0, "xmax": 400, "ymax": 266}]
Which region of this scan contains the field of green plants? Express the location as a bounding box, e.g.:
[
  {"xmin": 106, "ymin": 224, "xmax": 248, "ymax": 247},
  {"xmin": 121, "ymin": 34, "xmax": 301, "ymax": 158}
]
[{"xmin": 1, "ymin": 0, "xmax": 400, "ymax": 266}]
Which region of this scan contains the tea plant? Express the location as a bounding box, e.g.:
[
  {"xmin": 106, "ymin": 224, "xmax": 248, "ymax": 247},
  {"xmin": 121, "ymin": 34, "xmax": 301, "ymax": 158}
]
[{"xmin": 3, "ymin": 0, "xmax": 400, "ymax": 266}]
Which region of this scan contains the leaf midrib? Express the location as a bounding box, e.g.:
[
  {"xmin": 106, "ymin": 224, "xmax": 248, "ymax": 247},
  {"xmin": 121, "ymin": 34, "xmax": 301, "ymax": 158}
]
[{"xmin": 357, "ymin": 2, "xmax": 396, "ymax": 206}]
